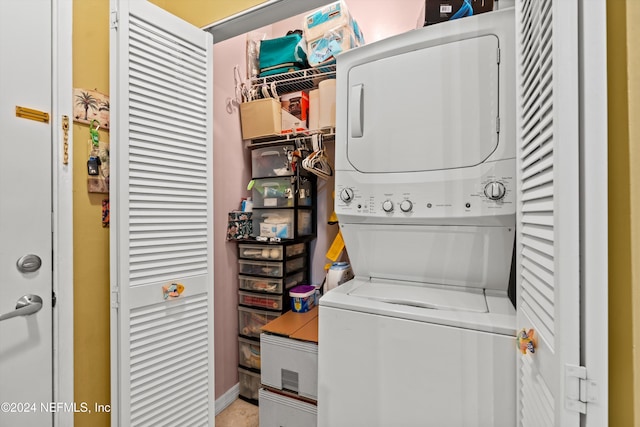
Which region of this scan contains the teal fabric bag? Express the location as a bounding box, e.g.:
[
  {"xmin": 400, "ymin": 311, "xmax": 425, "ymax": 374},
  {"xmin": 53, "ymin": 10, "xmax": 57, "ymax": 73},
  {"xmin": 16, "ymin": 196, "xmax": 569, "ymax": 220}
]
[{"xmin": 259, "ymin": 32, "xmax": 308, "ymax": 77}]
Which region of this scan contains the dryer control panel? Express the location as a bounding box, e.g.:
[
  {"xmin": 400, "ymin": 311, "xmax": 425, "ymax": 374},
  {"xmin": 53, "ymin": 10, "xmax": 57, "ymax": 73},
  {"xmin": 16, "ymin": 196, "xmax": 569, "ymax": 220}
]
[{"xmin": 335, "ymin": 159, "xmax": 515, "ymax": 225}]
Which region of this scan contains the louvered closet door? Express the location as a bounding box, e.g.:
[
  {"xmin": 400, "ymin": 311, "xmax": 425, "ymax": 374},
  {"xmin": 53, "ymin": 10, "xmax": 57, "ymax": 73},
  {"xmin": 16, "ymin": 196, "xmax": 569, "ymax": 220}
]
[
  {"xmin": 109, "ymin": 1, "xmax": 214, "ymax": 426},
  {"xmin": 515, "ymin": 0, "xmax": 580, "ymax": 426}
]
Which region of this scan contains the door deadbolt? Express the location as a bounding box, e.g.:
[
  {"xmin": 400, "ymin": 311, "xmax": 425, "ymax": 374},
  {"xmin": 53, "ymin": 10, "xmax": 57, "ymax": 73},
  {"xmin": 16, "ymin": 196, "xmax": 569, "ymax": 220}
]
[{"xmin": 16, "ymin": 254, "xmax": 42, "ymax": 273}]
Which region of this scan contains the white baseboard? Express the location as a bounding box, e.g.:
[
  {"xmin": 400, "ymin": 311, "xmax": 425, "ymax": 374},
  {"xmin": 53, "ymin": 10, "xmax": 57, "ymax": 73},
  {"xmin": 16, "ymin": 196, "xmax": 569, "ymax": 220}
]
[{"xmin": 215, "ymin": 383, "xmax": 240, "ymax": 415}]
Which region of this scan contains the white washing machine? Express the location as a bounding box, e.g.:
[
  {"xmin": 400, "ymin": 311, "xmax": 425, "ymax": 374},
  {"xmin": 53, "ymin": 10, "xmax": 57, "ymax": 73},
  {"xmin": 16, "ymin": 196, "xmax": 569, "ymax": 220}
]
[{"xmin": 318, "ymin": 8, "xmax": 517, "ymax": 427}]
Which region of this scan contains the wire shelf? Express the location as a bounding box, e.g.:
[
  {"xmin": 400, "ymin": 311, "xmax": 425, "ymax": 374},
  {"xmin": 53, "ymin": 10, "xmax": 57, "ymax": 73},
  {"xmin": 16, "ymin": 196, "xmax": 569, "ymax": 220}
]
[
  {"xmin": 246, "ymin": 129, "xmax": 335, "ymax": 149},
  {"xmin": 250, "ymin": 64, "xmax": 336, "ymax": 94}
]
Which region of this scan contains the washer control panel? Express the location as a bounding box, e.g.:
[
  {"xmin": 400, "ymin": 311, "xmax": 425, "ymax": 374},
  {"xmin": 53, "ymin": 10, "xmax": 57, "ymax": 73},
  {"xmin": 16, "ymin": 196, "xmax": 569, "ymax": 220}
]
[{"xmin": 336, "ymin": 161, "xmax": 515, "ymax": 219}]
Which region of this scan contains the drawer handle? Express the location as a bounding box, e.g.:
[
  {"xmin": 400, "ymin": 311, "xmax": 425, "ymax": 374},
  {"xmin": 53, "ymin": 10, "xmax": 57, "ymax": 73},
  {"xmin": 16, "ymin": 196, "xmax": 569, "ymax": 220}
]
[{"xmin": 260, "ymin": 150, "xmax": 280, "ymax": 157}]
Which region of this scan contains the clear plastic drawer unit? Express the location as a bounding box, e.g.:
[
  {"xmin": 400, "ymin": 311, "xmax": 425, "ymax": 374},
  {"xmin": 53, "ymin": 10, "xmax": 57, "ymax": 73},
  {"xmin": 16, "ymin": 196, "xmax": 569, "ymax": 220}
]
[
  {"xmin": 252, "ymin": 177, "xmax": 313, "ymax": 208},
  {"xmin": 238, "ymin": 242, "xmax": 306, "ymax": 261},
  {"xmin": 238, "ymin": 271, "xmax": 305, "ymax": 294}
]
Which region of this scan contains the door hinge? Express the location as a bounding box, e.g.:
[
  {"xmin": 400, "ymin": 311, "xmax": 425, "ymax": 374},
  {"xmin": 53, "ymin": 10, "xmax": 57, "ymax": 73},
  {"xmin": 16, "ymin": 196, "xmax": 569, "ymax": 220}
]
[
  {"xmin": 565, "ymin": 364, "xmax": 598, "ymax": 414},
  {"xmin": 52, "ymin": 291, "xmax": 57, "ymax": 308},
  {"xmin": 110, "ymin": 10, "xmax": 119, "ymax": 30},
  {"xmin": 111, "ymin": 289, "xmax": 120, "ymax": 309}
]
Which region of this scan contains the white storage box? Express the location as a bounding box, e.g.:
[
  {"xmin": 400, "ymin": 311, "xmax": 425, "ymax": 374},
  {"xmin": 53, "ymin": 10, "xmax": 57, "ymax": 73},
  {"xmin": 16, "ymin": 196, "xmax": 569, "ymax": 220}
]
[
  {"xmin": 251, "ymin": 144, "xmax": 295, "ymax": 178},
  {"xmin": 259, "ymin": 388, "xmax": 317, "ymax": 427},
  {"xmin": 260, "ymin": 333, "xmax": 319, "ymax": 400}
]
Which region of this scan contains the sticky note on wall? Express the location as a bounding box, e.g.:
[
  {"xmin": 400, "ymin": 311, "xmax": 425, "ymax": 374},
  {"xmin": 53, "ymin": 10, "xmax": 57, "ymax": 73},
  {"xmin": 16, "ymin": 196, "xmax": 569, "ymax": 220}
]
[{"xmin": 325, "ymin": 230, "xmax": 345, "ymax": 262}]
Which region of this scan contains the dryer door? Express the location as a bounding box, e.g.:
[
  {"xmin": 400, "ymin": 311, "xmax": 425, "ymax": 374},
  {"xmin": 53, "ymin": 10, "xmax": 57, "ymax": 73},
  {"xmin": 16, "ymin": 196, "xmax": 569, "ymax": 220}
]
[{"xmin": 347, "ymin": 34, "xmax": 499, "ymax": 173}]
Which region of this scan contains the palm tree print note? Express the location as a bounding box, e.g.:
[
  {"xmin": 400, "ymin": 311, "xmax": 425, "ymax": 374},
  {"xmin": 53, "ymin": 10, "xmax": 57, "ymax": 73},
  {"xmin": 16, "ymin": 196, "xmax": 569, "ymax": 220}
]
[
  {"xmin": 76, "ymin": 91, "xmax": 98, "ymax": 120},
  {"xmin": 72, "ymin": 88, "xmax": 110, "ymax": 129}
]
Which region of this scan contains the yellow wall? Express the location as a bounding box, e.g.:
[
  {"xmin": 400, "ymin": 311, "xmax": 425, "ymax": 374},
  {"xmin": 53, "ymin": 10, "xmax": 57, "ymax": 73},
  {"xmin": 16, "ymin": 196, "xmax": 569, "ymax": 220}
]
[
  {"xmin": 71, "ymin": 1, "xmax": 640, "ymax": 425},
  {"xmin": 628, "ymin": 0, "xmax": 640, "ymax": 423},
  {"xmin": 71, "ymin": 1, "xmax": 263, "ymax": 426},
  {"xmin": 72, "ymin": 1, "xmax": 111, "ymax": 426},
  {"xmin": 608, "ymin": 0, "xmax": 639, "ymax": 425},
  {"xmin": 149, "ymin": 0, "xmax": 265, "ymax": 28}
]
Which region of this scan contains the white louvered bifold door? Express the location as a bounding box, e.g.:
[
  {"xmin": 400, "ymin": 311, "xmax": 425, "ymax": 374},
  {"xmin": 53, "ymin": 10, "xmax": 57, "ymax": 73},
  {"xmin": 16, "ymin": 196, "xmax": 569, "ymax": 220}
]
[
  {"xmin": 109, "ymin": 1, "xmax": 214, "ymax": 426},
  {"xmin": 515, "ymin": 0, "xmax": 581, "ymax": 426}
]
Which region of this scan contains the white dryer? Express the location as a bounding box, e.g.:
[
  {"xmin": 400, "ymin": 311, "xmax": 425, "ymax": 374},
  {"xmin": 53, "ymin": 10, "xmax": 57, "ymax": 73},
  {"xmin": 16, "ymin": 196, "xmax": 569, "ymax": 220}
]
[{"xmin": 318, "ymin": 8, "xmax": 517, "ymax": 427}]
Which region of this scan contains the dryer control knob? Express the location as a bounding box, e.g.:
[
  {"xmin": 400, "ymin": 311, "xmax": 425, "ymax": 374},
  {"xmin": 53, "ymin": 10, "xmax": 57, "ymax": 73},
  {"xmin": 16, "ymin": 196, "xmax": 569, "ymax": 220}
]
[
  {"xmin": 484, "ymin": 181, "xmax": 507, "ymax": 200},
  {"xmin": 400, "ymin": 199, "xmax": 413, "ymax": 212},
  {"xmin": 382, "ymin": 200, "xmax": 394, "ymax": 213},
  {"xmin": 339, "ymin": 188, "xmax": 354, "ymax": 203}
]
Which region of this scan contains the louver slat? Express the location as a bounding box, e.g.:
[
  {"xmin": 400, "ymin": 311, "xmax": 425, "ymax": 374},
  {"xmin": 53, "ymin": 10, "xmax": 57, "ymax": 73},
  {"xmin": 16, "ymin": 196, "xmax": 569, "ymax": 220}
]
[
  {"xmin": 127, "ymin": 7, "xmax": 209, "ymax": 295},
  {"xmin": 517, "ymin": 0, "xmax": 562, "ymax": 425},
  {"xmin": 113, "ymin": 3, "xmax": 213, "ymax": 425},
  {"xmin": 518, "ymin": 0, "xmax": 555, "ymax": 353},
  {"xmin": 129, "ymin": 295, "xmax": 210, "ymax": 427},
  {"xmin": 520, "ymin": 357, "xmax": 554, "ymax": 426}
]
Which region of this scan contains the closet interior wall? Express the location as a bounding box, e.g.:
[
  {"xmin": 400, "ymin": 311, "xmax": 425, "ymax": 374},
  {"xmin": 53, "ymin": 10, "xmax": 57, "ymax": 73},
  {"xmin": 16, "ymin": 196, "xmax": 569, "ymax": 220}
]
[{"xmin": 212, "ymin": 0, "xmax": 426, "ymax": 399}]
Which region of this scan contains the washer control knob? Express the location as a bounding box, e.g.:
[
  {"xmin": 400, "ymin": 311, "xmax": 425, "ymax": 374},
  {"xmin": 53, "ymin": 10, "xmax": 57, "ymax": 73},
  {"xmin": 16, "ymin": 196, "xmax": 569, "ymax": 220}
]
[
  {"xmin": 400, "ymin": 199, "xmax": 413, "ymax": 213},
  {"xmin": 382, "ymin": 200, "xmax": 394, "ymax": 212},
  {"xmin": 339, "ymin": 188, "xmax": 354, "ymax": 203},
  {"xmin": 484, "ymin": 181, "xmax": 507, "ymax": 201}
]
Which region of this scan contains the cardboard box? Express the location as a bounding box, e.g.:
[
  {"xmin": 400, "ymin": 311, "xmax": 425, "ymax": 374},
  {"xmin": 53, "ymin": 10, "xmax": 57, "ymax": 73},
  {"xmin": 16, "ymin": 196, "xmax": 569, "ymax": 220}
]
[
  {"xmin": 422, "ymin": 0, "xmax": 494, "ymax": 26},
  {"xmin": 303, "ymin": 0, "xmax": 353, "ymax": 42},
  {"xmin": 280, "ymin": 91, "xmax": 309, "ymax": 134},
  {"xmin": 239, "ymin": 98, "xmax": 282, "ymax": 140}
]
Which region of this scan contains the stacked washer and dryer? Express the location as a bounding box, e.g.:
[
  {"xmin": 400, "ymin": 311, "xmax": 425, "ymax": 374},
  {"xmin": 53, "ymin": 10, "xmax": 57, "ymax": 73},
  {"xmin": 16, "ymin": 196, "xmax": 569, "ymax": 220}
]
[{"xmin": 318, "ymin": 8, "xmax": 517, "ymax": 427}]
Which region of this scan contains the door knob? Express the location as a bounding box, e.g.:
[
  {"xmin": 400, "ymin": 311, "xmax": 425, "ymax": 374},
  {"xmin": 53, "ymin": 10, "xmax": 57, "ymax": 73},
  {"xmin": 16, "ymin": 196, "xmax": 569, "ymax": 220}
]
[{"xmin": 0, "ymin": 294, "xmax": 43, "ymax": 322}]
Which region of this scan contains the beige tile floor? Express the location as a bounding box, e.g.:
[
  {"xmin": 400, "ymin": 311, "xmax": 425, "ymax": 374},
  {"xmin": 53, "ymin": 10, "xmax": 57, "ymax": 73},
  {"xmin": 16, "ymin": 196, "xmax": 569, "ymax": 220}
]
[{"xmin": 215, "ymin": 399, "xmax": 259, "ymax": 427}]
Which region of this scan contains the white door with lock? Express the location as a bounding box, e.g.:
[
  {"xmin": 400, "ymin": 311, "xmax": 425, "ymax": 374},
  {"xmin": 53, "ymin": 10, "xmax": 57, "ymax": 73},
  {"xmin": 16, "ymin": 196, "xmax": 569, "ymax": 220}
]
[{"xmin": 0, "ymin": 1, "xmax": 54, "ymax": 426}]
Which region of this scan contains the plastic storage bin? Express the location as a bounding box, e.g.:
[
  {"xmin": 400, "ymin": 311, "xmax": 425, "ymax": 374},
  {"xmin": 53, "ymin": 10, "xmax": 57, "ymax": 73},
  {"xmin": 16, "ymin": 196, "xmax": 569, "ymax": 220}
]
[
  {"xmin": 252, "ymin": 177, "xmax": 313, "ymax": 208},
  {"xmin": 259, "ymin": 388, "xmax": 317, "ymax": 427},
  {"xmin": 290, "ymin": 285, "xmax": 316, "ymax": 313},
  {"xmin": 239, "ymin": 306, "xmax": 280, "ymax": 338},
  {"xmin": 238, "ymin": 258, "xmax": 306, "ymax": 278},
  {"xmin": 252, "ymin": 209, "xmax": 314, "ymax": 239},
  {"xmin": 238, "ymin": 271, "xmax": 306, "ymax": 294},
  {"xmin": 251, "ymin": 144, "xmax": 296, "ymax": 178},
  {"xmin": 238, "ymin": 337, "xmax": 261, "ymax": 370},
  {"xmin": 238, "ymin": 242, "xmax": 306, "ymax": 261},
  {"xmin": 238, "ymin": 367, "xmax": 261, "ymax": 402},
  {"xmin": 239, "ymin": 290, "xmax": 285, "ymax": 311}
]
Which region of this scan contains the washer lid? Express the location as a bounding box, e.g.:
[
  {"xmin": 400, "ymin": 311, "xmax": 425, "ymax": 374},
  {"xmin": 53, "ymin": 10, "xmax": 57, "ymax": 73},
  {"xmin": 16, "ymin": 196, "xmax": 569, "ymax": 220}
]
[{"xmin": 348, "ymin": 280, "xmax": 488, "ymax": 313}]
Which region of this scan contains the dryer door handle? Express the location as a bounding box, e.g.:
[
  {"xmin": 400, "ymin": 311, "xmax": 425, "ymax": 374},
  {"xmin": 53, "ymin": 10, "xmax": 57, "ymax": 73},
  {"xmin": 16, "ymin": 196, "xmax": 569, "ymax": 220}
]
[{"xmin": 350, "ymin": 84, "xmax": 364, "ymax": 138}]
